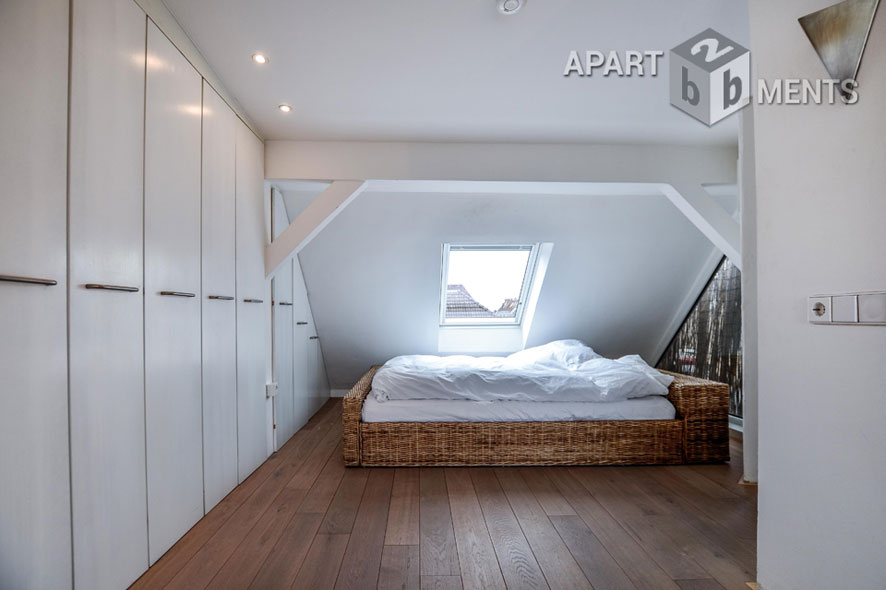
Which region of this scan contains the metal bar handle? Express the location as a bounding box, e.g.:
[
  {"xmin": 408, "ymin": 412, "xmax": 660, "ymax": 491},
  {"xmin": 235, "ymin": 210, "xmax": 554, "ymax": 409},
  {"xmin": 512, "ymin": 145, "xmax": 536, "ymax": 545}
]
[
  {"xmin": 1, "ymin": 274, "xmax": 57, "ymax": 286},
  {"xmin": 85, "ymin": 283, "xmax": 139, "ymax": 292},
  {"xmin": 278, "ymin": 301, "xmax": 293, "ymax": 306},
  {"xmin": 296, "ymin": 321, "xmax": 309, "ymax": 325},
  {"xmin": 208, "ymin": 295, "xmax": 234, "ymax": 301},
  {"xmin": 159, "ymin": 291, "xmax": 196, "ymax": 298},
  {"xmin": 243, "ymin": 298, "xmax": 264, "ymax": 304},
  {"xmin": 309, "ymin": 336, "xmax": 319, "ymax": 340}
]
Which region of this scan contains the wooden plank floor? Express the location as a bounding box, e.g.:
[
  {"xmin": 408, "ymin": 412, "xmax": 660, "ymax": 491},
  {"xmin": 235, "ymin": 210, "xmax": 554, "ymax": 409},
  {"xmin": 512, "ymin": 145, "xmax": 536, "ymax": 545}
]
[{"xmin": 132, "ymin": 400, "xmax": 755, "ymax": 590}]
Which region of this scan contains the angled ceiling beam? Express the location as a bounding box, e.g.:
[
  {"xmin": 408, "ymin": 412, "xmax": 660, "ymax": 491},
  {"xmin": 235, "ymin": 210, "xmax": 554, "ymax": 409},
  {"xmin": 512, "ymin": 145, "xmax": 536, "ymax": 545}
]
[
  {"xmin": 661, "ymin": 183, "xmax": 742, "ymax": 269},
  {"xmin": 264, "ymin": 178, "xmax": 741, "ymax": 276},
  {"xmin": 265, "ymin": 180, "xmax": 368, "ymax": 278}
]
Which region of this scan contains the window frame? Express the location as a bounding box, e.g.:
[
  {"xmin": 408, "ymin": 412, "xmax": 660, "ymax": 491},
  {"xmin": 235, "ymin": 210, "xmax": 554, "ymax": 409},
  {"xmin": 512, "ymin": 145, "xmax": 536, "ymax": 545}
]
[{"xmin": 439, "ymin": 243, "xmax": 540, "ymax": 327}]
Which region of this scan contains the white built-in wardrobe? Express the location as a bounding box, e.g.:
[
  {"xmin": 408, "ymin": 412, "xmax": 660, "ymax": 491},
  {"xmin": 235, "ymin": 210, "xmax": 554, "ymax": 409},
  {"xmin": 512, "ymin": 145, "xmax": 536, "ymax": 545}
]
[
  {"xmin": 0, "ymin": 0, "xmax": 332, "ymax": 588},
  {"xmin": 271, "ymin": 189, "xmax": 331, "ymax": 448}
]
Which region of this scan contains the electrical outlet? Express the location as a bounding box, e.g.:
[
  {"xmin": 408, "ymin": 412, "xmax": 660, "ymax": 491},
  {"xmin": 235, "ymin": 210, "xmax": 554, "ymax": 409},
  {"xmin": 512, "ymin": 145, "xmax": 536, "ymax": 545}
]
[
  {"xmin": 808, "ymin": 296, "xmax": 831, "ymax": 323},
  {"xmin": 809, "ymin": 292, "xmax": 886, "ymax": 325}
]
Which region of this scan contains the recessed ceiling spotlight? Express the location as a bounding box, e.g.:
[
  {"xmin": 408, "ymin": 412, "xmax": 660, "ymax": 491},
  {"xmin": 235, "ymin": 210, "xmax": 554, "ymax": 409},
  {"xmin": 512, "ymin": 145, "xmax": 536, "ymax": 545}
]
[
  {"xmin": 278, "ymin": 103, "xmax": 292, "ymax": 113},
  {"xmin": 252, "ymin": 53, "xmax": 268, "ymax": 65},
  {"xmin": 497, "ymin": 0, "xmax": 523, "ymax": 14}
]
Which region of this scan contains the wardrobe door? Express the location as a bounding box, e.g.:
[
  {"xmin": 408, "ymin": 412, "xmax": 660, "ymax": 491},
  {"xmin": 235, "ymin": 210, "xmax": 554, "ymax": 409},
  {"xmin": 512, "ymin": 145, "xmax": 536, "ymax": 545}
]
[
  {"xmin": 236, "ymin": 120, "xmax": 269, "ymax": 481},
  {"xmin": 143, "ymin": 21, "xmax": 204, "ymax": 564},
  {"xmin": 202, "ymin": 82, "xmax": 238, "ymax": 509},
  {"xmin": 305, "ymin": 289, "xmax": 330, "ymax": 414},
  {"xmin": 68, "ymin": 1, "xmax": 148, "ymax": 588},
  {"xmin": 310, "ymin": 333, "xmax": 323, "ymax": 413},
  {"xmin": 292, "ymin": 257, "xmax": 311, "ymax": 427},
  {"xmin": 0, "ymin": 1, "xmax": 71, "ymax": 587},
  {"xmin": 272, "ymin": 264, "xmax": 295, "ymax": 447}
]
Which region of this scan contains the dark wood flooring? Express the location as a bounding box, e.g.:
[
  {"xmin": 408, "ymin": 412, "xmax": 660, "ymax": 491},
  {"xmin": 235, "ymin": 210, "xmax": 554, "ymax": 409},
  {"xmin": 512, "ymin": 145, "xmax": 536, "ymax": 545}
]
[{"xmin": 132, "ymin": 400, "xmax": 756, "ymax": 590}]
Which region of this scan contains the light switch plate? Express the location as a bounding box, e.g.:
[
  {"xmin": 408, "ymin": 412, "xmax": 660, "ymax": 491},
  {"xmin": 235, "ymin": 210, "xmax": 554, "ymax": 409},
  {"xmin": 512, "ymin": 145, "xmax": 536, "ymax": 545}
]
[
  {"xmin": 831, "ymin": 295, "xmax": 858, "ymax": 323},
  {"xmin": 858, "ymin": 293, "xmax": 886, "ymax": 324},
  {"xmin": 808, "ymin": 296, "xmax": 831, "ymax": 323}
]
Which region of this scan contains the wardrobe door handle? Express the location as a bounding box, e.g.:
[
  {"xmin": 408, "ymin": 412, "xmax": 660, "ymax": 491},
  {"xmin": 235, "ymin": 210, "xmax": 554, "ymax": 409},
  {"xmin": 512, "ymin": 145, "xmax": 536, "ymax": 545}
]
[
  {"xmin": 85, "ymin": 283, "xmax": 139, "ymax": 292},
  {"xmin": 208, "ymin": 295, "xmax": 234, "ymax": 301},
  {"xmin": 1, "ymin": 274, "xmax": 57, "ymax": 286},
  {"xmin": 278, "ymin": 301, "xmax": 293, "ymax": 306},
  {"xmin": 296, "ymin": 321, "xmax": 308, "ymax": 325},
  {"xmin": 309, "ymin": 336, "xmax": 319, "ymax": 340},
  {"xmin": 243, "ymin": 298, "xmax": 264, "ymax": 304},
  {"xmin": 159, "ymin": 291, "xmax": 195, "ymax": 298}
]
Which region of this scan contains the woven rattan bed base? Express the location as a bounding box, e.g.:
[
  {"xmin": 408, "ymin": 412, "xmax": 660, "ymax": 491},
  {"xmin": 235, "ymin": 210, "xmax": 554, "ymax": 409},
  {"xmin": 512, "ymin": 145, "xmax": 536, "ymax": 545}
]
[{"xmin": 343, "ymin": 367, "xmax": 730, "ymax": 467}]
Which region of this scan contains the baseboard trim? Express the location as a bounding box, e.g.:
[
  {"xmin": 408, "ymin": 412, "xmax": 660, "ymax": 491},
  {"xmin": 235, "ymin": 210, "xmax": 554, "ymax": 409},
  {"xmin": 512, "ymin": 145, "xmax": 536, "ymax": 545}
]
[
  {"xmin": 728, "ymin": 415, "xmax": 743, "ymax": 432},
  {"xmin": 330, "ymin": 389, "xmax": 349, "ymax": 398}
]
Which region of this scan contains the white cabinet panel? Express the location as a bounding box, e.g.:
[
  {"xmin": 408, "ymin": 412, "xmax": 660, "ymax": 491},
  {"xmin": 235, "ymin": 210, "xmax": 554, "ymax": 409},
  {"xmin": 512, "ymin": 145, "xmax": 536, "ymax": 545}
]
[
  {"xmin": 202, "ymin": 82, "xmax": 238, "ymax": 509},
  {"xmin": 312, "ymin": 312, "xmax": 331, "ymax": 413},
  {"xmin": 0, "ymin": 1, "xmax": 71, "ymax": 588},
  {"xmin": 272, "ymin": 260, "xmax": 295, "ymax": 447},
  {"xmin": 143, "ymin": 21, "xmax": 204, "ymax": 564},
  {"xmin": 292, "ymin": 257, "xmax": 312, "ymax": 428},
  {"xmin": 294, "ymin": 257, "xmax": 330, "ymax": 420},
  {"xmin": 307, "ymin": 300, "xmax": 331, "ymax": 414},
  {"xmin": 235, "ymin": 120, "xmax": 269, "ymax": 482},
  {"xmin": 68, "ymin": 1, "xmax": 149, "ymax": 588}
]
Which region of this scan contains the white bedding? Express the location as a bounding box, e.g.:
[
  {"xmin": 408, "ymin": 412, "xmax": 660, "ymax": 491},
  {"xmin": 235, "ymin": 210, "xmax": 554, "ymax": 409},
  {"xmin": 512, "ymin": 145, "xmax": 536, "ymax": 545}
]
[
  {"xmin": 370, "ymin": 340, "xmax": 673, "ymax": 404},
  {"xmin": 362, "ymin": 396, "xmax": 676, "ymax": 423}
]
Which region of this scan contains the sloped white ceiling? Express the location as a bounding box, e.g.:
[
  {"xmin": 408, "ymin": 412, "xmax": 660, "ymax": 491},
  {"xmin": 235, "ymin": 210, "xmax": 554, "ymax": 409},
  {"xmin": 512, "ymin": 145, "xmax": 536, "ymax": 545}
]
[{"xmin": 298, "ymin": 190, "xmax": 721, "ymax": 388}]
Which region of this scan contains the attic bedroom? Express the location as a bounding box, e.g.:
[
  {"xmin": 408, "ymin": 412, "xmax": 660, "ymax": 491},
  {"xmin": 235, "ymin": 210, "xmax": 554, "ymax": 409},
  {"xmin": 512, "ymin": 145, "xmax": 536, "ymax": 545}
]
[{"xmin": 2, "ymin": 1, "xmax": 884, "ymax": 589}]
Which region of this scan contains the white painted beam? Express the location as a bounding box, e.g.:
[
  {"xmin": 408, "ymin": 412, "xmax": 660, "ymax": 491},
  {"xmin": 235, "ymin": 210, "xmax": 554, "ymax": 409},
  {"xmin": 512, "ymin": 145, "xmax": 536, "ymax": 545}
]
[
  {"xmin": 265, "ymin": 178, "xmax": 741, "ymax": 277},
  {"xmin": 365, "ymin": 179, "xmax": 658, "ymax": 196},
  {"xmin": 266, "ymin": 141, "xmax": 738, "ymax": 185},
  {"xmin": 661, "ymin": 183, "xmax": 742, "ymax": 269},
  {"xmin": 264, "ymin": 180, "xmax": 367, "ymax": 278}
]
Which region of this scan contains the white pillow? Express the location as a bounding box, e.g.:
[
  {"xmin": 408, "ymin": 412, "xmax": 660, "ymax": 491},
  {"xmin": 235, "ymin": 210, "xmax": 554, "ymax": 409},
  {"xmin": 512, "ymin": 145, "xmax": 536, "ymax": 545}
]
[
  {"xmin": 575, "ymin": 355, "xmax": 673, "ymax": 398},
  {"xmin": 507, "ymin": 340, "xmax": 599, "ymax": 368},
  {"xmin": 616, "ymin": 355, "xmax": 675, "ymax": 388}
]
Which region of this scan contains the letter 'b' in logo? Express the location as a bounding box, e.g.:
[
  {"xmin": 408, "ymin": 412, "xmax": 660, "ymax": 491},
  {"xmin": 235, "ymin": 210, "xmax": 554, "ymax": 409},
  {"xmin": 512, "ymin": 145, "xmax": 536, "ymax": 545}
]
[{"xmin": 670, "ymin": 28, "xmax": 750, "ymax": 125}]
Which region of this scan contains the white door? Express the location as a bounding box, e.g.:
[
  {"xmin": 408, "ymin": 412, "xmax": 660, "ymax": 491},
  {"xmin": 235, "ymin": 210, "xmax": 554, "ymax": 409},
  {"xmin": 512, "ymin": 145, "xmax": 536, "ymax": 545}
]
[
  {"xmin": 68, "ymin": 1, "xmax": 149, "ymax": 588},
  {"xmin": 0, "ymin": 1, "xmax": 71, "ymax": 587},
  {"xmin": 235, "ymin": 120, "xmax": 269, "ymax": 482},
  {"xmin": 201, "ymin": 81, "xmax": 239, "ymax": 510},
  {"xmin": 292, "ymin": 257, "xmax": 311, "ymax": 428},
  {"xmin": 143, "ymin": 21, "xmax": 204, "ymax": 564},
  {"xmin": 306, "ymin": 289, "xmax": 330, "ymax": 413},
  {"xmin": 272, "ymin": 262, "xmax": 296, "ymax": 447}
]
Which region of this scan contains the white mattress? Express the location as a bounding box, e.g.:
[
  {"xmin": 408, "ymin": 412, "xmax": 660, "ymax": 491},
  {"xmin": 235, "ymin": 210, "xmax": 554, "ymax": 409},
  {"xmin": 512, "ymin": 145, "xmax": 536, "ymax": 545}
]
[{"xmin": 362, "ymin": 395, "xmax": 676, "ymax": 423}]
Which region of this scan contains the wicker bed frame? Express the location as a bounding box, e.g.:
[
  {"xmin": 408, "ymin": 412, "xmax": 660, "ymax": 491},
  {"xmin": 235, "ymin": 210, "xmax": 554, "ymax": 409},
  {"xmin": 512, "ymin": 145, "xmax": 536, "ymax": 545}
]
[{"xmin": 343, "ymin": 366, "xmax": 730, "ymax": 467}]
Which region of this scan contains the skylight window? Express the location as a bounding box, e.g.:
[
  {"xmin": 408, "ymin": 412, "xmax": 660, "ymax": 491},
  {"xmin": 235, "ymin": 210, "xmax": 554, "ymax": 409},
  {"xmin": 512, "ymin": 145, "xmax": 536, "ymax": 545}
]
[{"xmin": 440, "ymin": 244, "xmax": 538, "ymax": 326}]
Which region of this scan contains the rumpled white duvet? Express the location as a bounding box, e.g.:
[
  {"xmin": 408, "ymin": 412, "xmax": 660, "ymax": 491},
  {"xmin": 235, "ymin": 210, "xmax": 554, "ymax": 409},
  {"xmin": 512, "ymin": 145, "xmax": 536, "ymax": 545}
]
[{"xmin": 370, "ymin": 340, "xmax": 674, "ymax": 404}]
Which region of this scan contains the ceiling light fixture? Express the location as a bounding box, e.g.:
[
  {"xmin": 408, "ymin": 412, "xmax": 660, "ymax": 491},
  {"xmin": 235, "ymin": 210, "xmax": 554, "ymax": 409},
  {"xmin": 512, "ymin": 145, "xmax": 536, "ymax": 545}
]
[
  {"xmin": 252, "ymin": 53, "xmax": 268, "ymax": 65},
  {"xmin": 497, "ymin": 0, "xmax": 523, "ymax": 14},
  {"xmin": 278, "ymin": 103, "xmax": 292, "ymax": 113}
]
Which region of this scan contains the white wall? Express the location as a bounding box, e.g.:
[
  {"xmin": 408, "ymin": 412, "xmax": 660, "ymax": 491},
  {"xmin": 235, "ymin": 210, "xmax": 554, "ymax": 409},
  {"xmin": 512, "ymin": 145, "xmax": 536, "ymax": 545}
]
[
  {"xmin": 739, "ymin": 108, "xmax": 758, "ymax": 483},
  {"xmin": 749, "ymin": 2, "xmax": 886, "ymax": 588}
]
